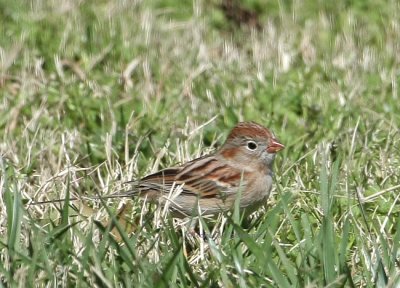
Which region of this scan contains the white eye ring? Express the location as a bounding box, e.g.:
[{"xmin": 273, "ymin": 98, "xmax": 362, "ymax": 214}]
[{"xmin": 246, "ymin": 141, "xmax": 258, "ymax": 151}]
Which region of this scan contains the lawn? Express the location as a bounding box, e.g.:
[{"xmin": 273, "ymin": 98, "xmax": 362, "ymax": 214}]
[{"xmin": 1, "ymin": 0, "xmax": 399, "ymax": 287}]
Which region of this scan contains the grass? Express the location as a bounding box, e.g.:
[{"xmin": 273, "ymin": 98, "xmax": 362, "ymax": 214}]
[{"xmin": 1, "ymin": 0, "xmax": 400, "ymax": 286}]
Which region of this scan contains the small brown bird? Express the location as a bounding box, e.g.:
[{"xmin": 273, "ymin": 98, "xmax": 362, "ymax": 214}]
[
  {"xmin": 30, "ymin": 122, "xmax": 284, "ymax": 218},
  {"xmin": 122, "ymin": 121, "xmax": 284, "ymax": 216}
]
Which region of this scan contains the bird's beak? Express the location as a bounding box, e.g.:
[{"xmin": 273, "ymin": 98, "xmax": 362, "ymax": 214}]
[{"xmin": 267, "ymin": 139, "xmax": 285, "ymax": 153}]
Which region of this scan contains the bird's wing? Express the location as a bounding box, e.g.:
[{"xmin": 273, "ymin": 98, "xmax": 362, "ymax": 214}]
[
  {"xmin": 176, "ymin": 155, "xmax": 246, "ymax": 198},
  {"xmin": 125, "ymin": 155, "xmax": 246, "ymax": 199}
]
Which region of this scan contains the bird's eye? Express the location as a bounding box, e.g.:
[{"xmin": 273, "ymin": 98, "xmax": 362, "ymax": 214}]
[{"xmin": 246, "ymin": 141, "xmax": 258, "ymax": 150}]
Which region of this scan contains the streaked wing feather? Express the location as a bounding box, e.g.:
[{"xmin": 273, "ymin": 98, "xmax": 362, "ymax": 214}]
[
  {"xmin": 127, "ymin": 155, "xmax": 245, "ymax": 200},
  {"xmin": 137, "ymin": 168, "xmax": 181, "ymax": 196},
  {"xmin": 177, "ymin": 155, "xmax": 245, "ymax": 198}
]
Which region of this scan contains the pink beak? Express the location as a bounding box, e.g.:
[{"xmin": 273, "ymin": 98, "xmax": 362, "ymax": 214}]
[{"xmin": 267, "ymin": 139, "xmax": 285, "ymax": 153}]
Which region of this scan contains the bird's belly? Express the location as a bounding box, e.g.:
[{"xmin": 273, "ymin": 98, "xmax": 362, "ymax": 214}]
[{"xmin": 240, "ymin": 174, "xmax": 273, "ymax": 210}]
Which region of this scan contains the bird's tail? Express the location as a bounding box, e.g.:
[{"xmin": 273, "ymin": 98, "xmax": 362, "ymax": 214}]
[{"xmin": 26, "ymin": 181, "xmax": 139, "ymax": 206}]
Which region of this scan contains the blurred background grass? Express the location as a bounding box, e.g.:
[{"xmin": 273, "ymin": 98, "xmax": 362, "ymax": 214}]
[{"xmin": 1, "ymin": 0, "xmax": 399, "ymax": 287}]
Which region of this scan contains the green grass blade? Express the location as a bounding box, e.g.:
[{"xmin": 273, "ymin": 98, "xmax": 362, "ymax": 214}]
[
  {"xmin": 391, "ymin": 218, "xmax": 400, "ymax": 271},
  {"xmin": 267, "ymin": 228, "xmax": 297, "ymax": 285},
  {"xmin": 320, "ymin": 157, "xmax": 338, "ymax": 284},
  {"xmin": 61, "ymin": 174, "xmax": 71, "ymax": 227},
  {"xmin": 230, "ymin": 220, "xmax": 292, "ymax": 286},
  {"xmin": 1, "ymin": 159, "xmax": 23, "ymax": 282},
  {"xmin": 339, "ymin": 215, "xmax": 350, "ymax": 272}
]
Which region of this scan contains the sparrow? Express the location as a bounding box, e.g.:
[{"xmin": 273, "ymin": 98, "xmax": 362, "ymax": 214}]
[
  {"xmin": 29, "ymin": 122, "xmax": 284, "ymax": 218},
  {"xmin": 122, "ymin": 121, "xmax": 284, "ymax": 216}
]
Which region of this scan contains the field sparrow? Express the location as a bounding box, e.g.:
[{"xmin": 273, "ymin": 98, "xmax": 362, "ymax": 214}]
[
  {"xmin": 122, "ymin": 122, "xmax": 284, "ymax": 216},
  {"xmin": 30, "ymin": 122, "xmax": 284, "ymax": 216}
]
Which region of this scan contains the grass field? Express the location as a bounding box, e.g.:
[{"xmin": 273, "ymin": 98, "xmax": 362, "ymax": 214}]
[{"xmin": 1, "ymin": 0, "xmax": 400, "ymax": 287}]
